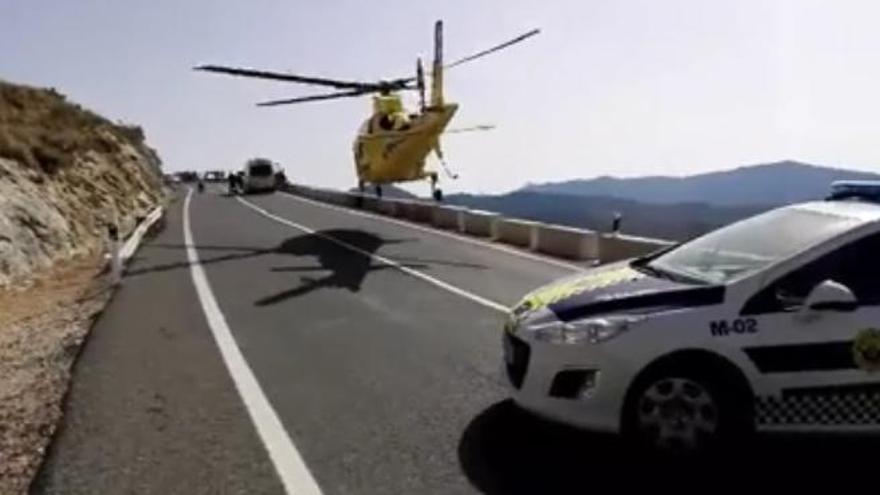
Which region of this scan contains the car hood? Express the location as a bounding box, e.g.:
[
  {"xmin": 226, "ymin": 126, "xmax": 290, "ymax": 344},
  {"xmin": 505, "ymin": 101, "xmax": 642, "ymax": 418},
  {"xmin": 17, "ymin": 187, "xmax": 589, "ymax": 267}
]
[{"xmin": 514, "ymin": 262, "xmax": 724, "ymax": 323}]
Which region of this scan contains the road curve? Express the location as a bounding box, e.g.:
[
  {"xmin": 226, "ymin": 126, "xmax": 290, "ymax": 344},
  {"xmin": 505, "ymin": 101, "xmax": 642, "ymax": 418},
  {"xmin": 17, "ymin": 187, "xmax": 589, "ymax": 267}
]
[
  {"xmin": 34, "ymin": 186, "xmax": 880, "ymax": 494},
  {"xmin": 34, "ymin": 186, "xmax": 578, "ymax": 494}
]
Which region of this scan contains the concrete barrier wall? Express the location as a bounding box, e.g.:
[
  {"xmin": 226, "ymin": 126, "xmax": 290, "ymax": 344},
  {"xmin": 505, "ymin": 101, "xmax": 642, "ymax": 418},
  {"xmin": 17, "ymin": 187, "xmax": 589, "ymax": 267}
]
[
  {"xmin": 288, "ymin": 184, "xmax": 314, "ymax": 199},
  {"xmin": 283, "ymin": 183, "xmax": 674, "ymax": 265},
  {"xmin": 599, "ymin": 233, "xmax": 674, "ymax": 263},
  {"xmin": 313, "ymin": 188, "xmax": 328, "ymax": 202},
  {"xmin": 376, "ymin": 198, "xmax": 399, "ymax": 216},
  {"xmin": 405, "ymin": 201, "xmax": 435, "ymax": 223},
  {"xmin": 292, "ymin": 186, "xmax": 357, "ymax": 208},
  {"xmin": 359, "ymin": 196, "xmax": 399, "ymax": 216},
  {"xmin": 461, "ymin": 210, "xmax": 498, "ymax": 237},
  {"xmin": 335, "ymin": 192, "xmax": 360, "ymax": 208},
  {"xmin": 389, "ymin": 199, "xmax": 415, "ymax": 218},
  {"xmin": 314, "ymin": 189, "xmax": 332, "ymax": 203},
  {"xmin": 310, "ymin": 188, "xmax": 327, "ymax": 201},
  {"xmin": 361, "ymin": 195, "xmax": 382, "ymax": 213},
  {"xmin": 533, "ymin": 224, "xmax": 598, "ymax": 260},
  {"xmin": 432, "ymin": 205, "xmax": 465, "ymax": 231},
  {"xmin": 282, "ymin": 184, "xmax": 305, "ymax": 196},
  {"xmin": 494, "ymin": 218, "xmax": 538, "ymax": 248}
]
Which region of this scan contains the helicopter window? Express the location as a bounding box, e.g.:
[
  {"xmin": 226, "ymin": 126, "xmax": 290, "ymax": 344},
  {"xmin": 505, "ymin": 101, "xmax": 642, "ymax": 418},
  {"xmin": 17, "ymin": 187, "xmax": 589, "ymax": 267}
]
[{"xmin": 378, "ymin": 114, "xmax": 395, "ymax": 131}]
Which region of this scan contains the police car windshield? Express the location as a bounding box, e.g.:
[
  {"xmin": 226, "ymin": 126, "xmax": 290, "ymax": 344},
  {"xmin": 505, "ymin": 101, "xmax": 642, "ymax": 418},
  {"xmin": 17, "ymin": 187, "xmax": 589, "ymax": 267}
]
[{"xmin": 647, "ymin": 207, "xmax": 864, "ymax": 284}]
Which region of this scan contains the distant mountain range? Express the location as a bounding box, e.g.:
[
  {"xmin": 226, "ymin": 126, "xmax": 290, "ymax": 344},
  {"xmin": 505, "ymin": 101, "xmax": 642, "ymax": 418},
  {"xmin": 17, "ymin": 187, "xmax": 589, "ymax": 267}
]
[
  {"xmin": 445, "ymin": 161, "xmax": 880, "ymax": 241},
  {"xmin": 521, "ymin": 161, "xmax": 880, "ymax": 206}
]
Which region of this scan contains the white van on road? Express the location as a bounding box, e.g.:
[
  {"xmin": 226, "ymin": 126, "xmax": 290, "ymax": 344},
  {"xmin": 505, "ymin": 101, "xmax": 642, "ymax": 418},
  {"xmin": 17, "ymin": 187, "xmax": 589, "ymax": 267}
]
[{"xmin": 242, "ymin": 158, "xmax": 277, "ymax": 194}]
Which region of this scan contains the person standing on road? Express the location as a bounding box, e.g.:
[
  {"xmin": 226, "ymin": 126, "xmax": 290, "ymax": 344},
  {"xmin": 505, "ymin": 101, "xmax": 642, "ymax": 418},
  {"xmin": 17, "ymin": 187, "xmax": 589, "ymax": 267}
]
[
  {"xmin": 228, "ymin": 171, "xmax": 237, "ymax": 195},
  {"xmin": 105, "ymin": 222, "xmax": 122, "ymax": 285},
  {"xmin": 611, "ymin": 212, "xmax": 622, "ymax": 234}
]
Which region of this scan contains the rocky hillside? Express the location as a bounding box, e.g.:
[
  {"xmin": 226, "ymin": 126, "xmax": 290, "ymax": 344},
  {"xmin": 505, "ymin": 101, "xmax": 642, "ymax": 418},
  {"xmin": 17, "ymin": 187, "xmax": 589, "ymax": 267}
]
[{"xmin": 0, "ymin": 80, "xmax": 164, "ymax": 286}]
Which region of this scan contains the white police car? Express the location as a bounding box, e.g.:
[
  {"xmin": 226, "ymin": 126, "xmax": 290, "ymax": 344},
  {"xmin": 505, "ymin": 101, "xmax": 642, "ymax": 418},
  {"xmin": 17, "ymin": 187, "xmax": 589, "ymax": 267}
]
[{"xmin": 505, "ymin": 181, "xmax": 880, "ymax": 451}]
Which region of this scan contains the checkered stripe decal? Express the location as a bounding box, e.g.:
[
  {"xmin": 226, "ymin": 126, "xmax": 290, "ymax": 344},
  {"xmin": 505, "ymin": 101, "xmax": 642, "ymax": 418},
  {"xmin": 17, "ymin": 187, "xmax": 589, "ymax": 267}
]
[{"xmin": 756, "ymin": 392, "xmax": 880, "ymax": 425}]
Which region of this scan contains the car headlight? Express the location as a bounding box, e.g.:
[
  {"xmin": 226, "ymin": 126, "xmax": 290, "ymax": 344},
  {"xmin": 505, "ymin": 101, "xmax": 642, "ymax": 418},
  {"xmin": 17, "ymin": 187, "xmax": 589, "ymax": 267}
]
[{"xmin": 525, "ymin": 316, "xmax": 641, "ymax": 345}]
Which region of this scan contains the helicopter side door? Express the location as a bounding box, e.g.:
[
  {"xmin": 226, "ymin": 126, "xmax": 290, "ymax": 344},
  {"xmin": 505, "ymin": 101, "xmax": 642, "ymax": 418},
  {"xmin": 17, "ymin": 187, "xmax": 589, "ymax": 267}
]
[{"xmin": 355, "ymin": 116, "xmax": 399, "ymax": 182}]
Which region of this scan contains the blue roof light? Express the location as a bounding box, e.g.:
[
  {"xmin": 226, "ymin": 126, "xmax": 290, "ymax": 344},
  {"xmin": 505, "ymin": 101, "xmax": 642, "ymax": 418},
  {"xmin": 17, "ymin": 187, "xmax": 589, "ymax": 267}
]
[{"xmin": 828, "ymin": 181, "xmax": 880, "ymax": 202}]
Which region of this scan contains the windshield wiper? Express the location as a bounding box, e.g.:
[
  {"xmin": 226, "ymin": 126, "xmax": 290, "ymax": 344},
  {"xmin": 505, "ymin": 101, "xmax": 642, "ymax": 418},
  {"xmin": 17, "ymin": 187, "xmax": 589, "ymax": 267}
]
[
  {"xmin": 631, "ymin": 261, "xmax": 672, "ymax": 280},
  {"xmin": 632, "ymin": 261, "xmax": 706, "ymax": 285}
]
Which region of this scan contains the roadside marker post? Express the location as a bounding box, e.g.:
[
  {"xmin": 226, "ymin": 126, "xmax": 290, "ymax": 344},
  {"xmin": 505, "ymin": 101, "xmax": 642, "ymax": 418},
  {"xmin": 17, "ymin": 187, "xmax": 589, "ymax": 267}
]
[{"xmin": 108, "ymin": 223, "xmax": 121, "ymax": 285}]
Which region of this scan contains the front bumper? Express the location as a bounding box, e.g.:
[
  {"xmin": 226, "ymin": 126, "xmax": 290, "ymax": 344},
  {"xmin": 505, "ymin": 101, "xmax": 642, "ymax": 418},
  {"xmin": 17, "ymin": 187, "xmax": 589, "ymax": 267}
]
[{"xmin": 504, "ymin": 331, "xmax": 633, "ymax": 433}]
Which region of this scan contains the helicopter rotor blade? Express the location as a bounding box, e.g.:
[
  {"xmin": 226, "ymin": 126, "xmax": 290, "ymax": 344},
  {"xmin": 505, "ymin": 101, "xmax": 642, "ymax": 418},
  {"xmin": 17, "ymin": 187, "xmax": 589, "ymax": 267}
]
[
  {"xmin": 256, "ymin": 88, "xmax": 373, "ymax": 106},
  {"xmin": 445, "ymin": 124, "xmax": 496, "ymax": 134},
  {"xmin": 445, "ymin": 28, "xmax": 540, "ymax": 69},
  {"xmin": 195, "ymin": 65, "xmax": 376, "ymax": 90}
]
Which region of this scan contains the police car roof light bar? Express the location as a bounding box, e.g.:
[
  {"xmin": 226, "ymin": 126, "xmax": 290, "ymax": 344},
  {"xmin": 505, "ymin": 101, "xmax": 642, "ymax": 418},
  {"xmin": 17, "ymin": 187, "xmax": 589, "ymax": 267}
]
[{"xmin": 828, "ymin": 180, "xmax": 880, "ymax": 202}]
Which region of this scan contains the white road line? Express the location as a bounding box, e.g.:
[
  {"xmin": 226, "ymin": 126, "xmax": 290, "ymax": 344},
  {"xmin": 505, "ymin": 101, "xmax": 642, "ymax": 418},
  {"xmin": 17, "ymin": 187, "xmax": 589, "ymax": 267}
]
[
  {"xmin": 237, "ymin": 197, "xmax": 510, "ymax": 314},
  {"xmin": 280, "ymin": 191, "xmax": 587, "ymax": 273},
  {"xmin": 183, "ymin": 190, "xmax": 323, "ymax": 495}
]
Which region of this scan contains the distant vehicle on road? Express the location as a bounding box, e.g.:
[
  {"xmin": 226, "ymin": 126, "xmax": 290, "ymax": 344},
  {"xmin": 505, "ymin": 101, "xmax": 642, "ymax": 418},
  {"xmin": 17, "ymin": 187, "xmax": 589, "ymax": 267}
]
[
  {"xmin": 242, "ymin": 158, "xmax": 278, "ymax": 194},
  {"xmin": 175, "ymin": 171, "xmax": 200, "ymax": 183},
  {"xmin": 504, "ymin": 181, "xmax": 880, "ymax": 452},
  {"xmin": 203, "ymin": 170, "xmax": 227, "ymax": 182}
]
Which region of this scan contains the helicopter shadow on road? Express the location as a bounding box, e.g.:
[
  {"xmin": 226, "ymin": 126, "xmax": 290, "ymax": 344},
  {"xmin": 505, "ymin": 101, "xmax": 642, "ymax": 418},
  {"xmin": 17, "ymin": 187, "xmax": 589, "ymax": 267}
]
[
  {"xmin": 256, "ymin": 229, "xmax": 487, "ymax": 306},
  {"xmin": 127, "ymin": 229, "xmax": 487, "ymax": 305},
  {"xmin": 458, "ymin": 399, "xmax": 880, "ymax": 494}
]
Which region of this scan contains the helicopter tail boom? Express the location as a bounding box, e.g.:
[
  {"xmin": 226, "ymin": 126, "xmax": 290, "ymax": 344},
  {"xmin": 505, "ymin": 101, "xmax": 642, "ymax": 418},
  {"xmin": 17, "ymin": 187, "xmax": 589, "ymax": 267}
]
[{"xmin": 430, "ymin": 20, "xmax": 444, "ymax": 107}]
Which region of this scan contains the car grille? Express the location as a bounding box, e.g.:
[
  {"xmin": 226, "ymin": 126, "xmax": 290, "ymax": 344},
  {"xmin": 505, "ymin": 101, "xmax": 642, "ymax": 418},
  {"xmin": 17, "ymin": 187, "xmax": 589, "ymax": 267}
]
[{"xmin": 505, "ymin": 332, "xmax": 530, "ymax": 389}]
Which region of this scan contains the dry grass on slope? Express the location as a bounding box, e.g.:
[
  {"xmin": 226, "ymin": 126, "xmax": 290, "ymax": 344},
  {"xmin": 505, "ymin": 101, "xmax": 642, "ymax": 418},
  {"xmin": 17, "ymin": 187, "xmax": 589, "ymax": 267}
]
[{"xmin": 0, "ymin": 80, "xmax": 154, "ymax": 176}]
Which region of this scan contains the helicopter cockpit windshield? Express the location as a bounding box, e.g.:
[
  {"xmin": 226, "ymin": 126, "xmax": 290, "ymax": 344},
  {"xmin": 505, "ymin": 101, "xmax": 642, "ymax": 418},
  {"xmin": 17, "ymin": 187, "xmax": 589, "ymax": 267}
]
[{"xmin": 373, "ymin": 95, "xmax": 410, "ymax": 132}]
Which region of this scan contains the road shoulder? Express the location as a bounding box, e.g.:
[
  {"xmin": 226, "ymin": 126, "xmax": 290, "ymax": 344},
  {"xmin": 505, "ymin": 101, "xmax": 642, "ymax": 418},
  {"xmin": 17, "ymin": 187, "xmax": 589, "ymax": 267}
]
[{"xmin": 33, "ymin": 194, "xmax": 283, "ymax": 495}]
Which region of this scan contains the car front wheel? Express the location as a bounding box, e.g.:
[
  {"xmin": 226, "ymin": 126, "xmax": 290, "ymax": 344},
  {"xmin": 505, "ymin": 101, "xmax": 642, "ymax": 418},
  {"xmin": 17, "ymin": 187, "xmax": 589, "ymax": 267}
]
[{"xmin": 623, "ymin": 366, "xmax": 749, "ymax": 453}]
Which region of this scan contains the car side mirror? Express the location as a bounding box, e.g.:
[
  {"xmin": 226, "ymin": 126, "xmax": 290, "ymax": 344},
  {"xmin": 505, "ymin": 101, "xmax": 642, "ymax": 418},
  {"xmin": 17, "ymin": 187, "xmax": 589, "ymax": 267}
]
[{"xmin": 803, "ymin": 280, "xmax": 858, "ymax": 312}]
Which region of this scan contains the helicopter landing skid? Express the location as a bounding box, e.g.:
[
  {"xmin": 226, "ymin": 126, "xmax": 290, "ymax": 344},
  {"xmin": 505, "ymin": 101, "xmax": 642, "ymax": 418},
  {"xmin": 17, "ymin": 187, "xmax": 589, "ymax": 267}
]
[{"xmin": 438, "ymin": 158, "xmax": 458, "ymax": 180}]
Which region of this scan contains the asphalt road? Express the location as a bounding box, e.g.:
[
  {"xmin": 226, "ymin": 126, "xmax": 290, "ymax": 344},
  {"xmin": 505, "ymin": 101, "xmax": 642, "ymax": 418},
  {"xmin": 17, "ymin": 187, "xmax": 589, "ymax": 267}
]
[{"xmin": 34, "ymin": 186, "xmax": 880, "ymax": 494}]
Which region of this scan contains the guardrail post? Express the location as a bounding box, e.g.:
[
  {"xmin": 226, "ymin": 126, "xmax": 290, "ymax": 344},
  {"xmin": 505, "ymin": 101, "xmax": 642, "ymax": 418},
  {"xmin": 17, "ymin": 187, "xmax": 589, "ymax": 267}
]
[
  {"xmin": 598, "ymin": 233, "xmax": 674, "ymax": 263},
  {"xmin": 107, "ymin": 223, "xmax": 121, "ymax": 285}
]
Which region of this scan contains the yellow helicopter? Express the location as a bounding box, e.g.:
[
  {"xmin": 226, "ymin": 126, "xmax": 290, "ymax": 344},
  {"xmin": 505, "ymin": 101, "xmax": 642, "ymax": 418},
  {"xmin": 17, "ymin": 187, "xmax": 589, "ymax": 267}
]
[{"xmin": 195, "ymin": 20, "xmax": 539, "ymax": 201}]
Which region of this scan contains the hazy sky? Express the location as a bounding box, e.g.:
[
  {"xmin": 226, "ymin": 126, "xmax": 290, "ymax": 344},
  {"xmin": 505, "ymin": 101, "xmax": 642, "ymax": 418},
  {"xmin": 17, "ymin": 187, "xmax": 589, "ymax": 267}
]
[{"xmin": 4, "ymin": 0, "xmax": 880, "ymax": 193}]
